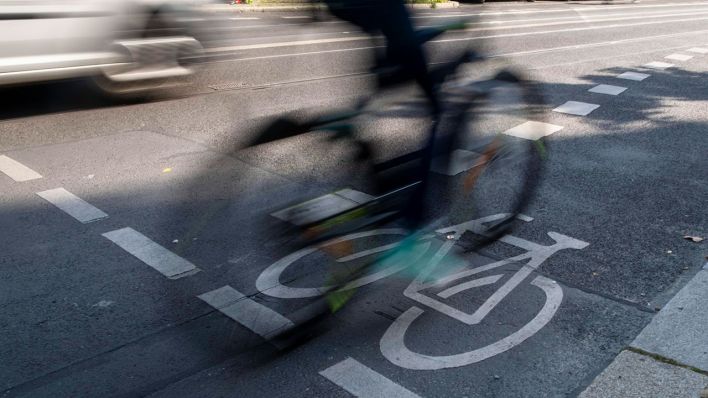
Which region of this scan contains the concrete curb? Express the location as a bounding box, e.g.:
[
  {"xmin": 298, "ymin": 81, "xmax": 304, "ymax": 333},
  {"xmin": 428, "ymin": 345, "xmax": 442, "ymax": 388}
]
[
  {"xmin": 580, "ymin": 266, "xmax": 708, "ymax": 397},
  {"xmin": 201, "ymin": 2, "xmax": 459, "ymax": 13}
]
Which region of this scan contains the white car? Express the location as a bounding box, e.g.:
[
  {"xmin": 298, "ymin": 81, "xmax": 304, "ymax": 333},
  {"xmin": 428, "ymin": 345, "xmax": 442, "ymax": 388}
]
[{"xmin": 0, "ymin": 0, "xmax": 205, "ymax": 96}]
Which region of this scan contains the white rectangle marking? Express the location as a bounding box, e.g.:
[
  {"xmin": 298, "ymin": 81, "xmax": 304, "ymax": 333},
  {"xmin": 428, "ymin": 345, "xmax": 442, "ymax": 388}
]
[
  {"xmin": 687, "ymin": 47, "xmax": 708, "ymax": 54},
  {"xmin": 271, "ymin": 193, "xmax": 360, "ymax": 226},
  {"xmin": 229, "ymin": 17, "xmax": 259, "ymax": 20},
  {"xmin": 37, "ymin": 188, "xmax": 108, "ymax": 223},
  {"xmin": 335, "ymin": 188, "xmax": 374, "ymax": 204},
  {"xmin": 102, "ymin": 227, "xmax": 198, "ymax": 279},
  {"xmin": 198, "ymin": 285, "xmax": 294, "ymax": 339},
  {"xmin": 617, "ymin": 71, "xmax": 650, "ymax": 81},
  {"xmin": 665, "ymin": 53, "xmax": 693, "ymax": 61},
  {"xmin": 0, "ymin": 155, "xmax": 42, "ymax": 182},
  {"xmin": 588, "ymin": 84, "xmax": 627, "ymax": 96},
  {"xmin": 553, "ymin": 101, "xmax": 600, "ymax": 116},
  {"xmin": 643, "ymin": 61, "xmax": 674, "ymax": 69},
  {"xmin": 320, "ymin": 358, "xmax": 421, "ymax": 398},
  {"xmin": 503, "ymin": 121, "xmax": 564, "ymax": 140}
]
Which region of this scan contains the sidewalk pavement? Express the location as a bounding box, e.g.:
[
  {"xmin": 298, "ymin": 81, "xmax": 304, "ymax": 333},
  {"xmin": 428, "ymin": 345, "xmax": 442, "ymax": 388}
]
[
  {"xmin": 200, "ymin": 1, "xmax": 460, "ymax": 13},
  {"xmin": 580, "ymin": 262, "xmax": 708, "ymax": 398}
]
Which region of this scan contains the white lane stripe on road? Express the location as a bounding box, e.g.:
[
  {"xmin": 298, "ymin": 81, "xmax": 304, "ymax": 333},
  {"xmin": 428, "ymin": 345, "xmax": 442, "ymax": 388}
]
[
  {"xmin": 617, "ymin": 71, "xmax": 651, "ymax": 81},
  {"xmin": 206, "ymin": 15, "xmax": 708, "ymax": 55},
  {"xmin": 413, "ymin": 2, "xmax": 708, "ymax": 18},
  {"xmin": 206, "ymin": 36, "xmax": 369, "ymax": 53},
  {"xmin": 665, "ymin": 53, "xmax": 693, "ymax": 61},
  {"xmin": 320, "ymin": 358, "xmax": 422, "ymax": 398},
  {"xmin": 456, "ymin": 10, "xmax": 708, "ymax": 34},
  {"xmin": 643, "ymin": 61, "xmax": 674, "ymax": 69},
  {"xmin": 282, "ymin": 16, "xmax": 309, "ymax": 19},
  {"xmin": 687, "ymin": 47, "xmax": 708, "ymax": 53},
  {"xmin": 37, "ymin": 188, "xmax": 108, "ymax": 223},
  {"xmin": 229, "ymin": 17, "xmax": 259, "ymax": 20},
  {"xmin": 102, "ymin": 227, "xmax": 199, "ymax": 279},
  {"xmin": 198, "ymin": 285, "xmax": 294, "ymax": 339},
  {"xmin": 503, "ymin": 121, "xmax": 564, "ymax": 140},
  {"xmin": 589, "ymin": 84, "xmax": 627, "ymax": 96},
  {"xmin": 0, "ymin": 155, "xmax": 42, "ymax": 182},
  {"xmin": 553, "ymin": 101, "xmax": 600, "ymax": 116},
  {"xmin": 214, "ymin": 29, "xmax": 708, "ymax": 67}
]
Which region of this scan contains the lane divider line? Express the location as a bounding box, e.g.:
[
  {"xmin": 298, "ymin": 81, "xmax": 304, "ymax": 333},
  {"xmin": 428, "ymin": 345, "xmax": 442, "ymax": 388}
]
[
  {"xmin": 198, "ymin": 285, "xmax": 294, "ymax": 339},
  {"xmin": 686, "ymin": 47, "xmax": 708, "ymax": 54},
  {"xmin": 320, "ymin": 357, "xmax": 422, "ymax": 398},
  {"xmin": 102, "ymin": 227, "xmax": 200, "ymax": 279},
  {"xmin": 37, "ymin": 188, "xmax": 108, "ymax": 223},
  {"xmin": 617, "ymin": 71, "xmax": 651, "ymax": 81},
  {"xmin": 0, "ymin": 155, "xmax": 42, "ymax": 182},
  {"xmin": 553, "ymin": 101, "xmax": 600, "ymax": 116},
  {"xmin": 503, "ymin": 121, "xmax": 564, "ymax": 140},
  {"xmin": 588, "ymin": 84, "xmax": 627, "ymax": 96},
  {"xmin": 665, "ymin": 53, "xmax": 693, "ymax": 61},
  {"xmin": 643, "ymin": 61, "xmax": 674, "ymax": 69}
]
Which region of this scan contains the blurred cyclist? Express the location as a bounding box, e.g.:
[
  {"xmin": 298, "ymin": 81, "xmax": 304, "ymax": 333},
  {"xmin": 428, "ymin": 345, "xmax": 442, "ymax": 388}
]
[{"xmin": 323, "ymin": 0, "xmax": 441, "ymax": 115}]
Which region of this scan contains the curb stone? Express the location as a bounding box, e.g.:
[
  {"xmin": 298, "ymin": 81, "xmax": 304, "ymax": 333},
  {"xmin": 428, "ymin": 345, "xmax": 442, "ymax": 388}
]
[{"xmin": 581, "ymin": 266, "xmax": 708, "ymax": 397}]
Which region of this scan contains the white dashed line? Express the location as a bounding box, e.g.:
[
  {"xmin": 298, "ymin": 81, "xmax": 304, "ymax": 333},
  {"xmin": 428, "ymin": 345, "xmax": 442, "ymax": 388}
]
[
  {"xmin": 0, "ymin": 155, "xmax": 42, "ymax": 182},
  {"xmin": 320, "ymin": 358, "xmax": 422, "ymax": 398},
  {"xmin": 553, "ymin": 101, "xmax": 600, "ymax": 116},
  {"xmin": 502, "ymin": 121, "xmax": 564, "ymax": 140},
  {"xmin": 37, "ymin": 188, "xmax": 108, "ymax": 223},
  {"xmin": 229, "ymin": 17, "xmax": 260, "ymax": 20},
  {"xmin": 270, "ymin": 189, "xmax": 371, "ymax": 226},
  {"xmin": 102, "ymin": 227, "xmax": 199, "ymax": 279},
  {"xmin": 665, "ymin": 53, "xmax": 693, "ymax": 61},
  {"xmin": 198, "ymin": 285, "xmax": 294, "ymax": 339},
  {"xmin": 617, "ymin": 71, "xmax": 650, "ymax": 81},
  {"xmin": 588, "ymin": 84, "xmax": 627, "ymax": 96},
  {"xmin": 282, "ymin": 16, "xmax": 309, "ymax": 19},
  {"xmin": 686, "ymin": 47, "xmax": 708, "ymax": 54},
  {"xmin": 643, "ymin": 61, "xmax": 674, "ymax": 69}
]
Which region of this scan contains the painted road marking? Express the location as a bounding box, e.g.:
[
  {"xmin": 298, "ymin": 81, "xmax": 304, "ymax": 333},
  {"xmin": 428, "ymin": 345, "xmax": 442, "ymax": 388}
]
[
  {"xmin": 229, "ymin": 17, "xmax": 259, "ymax": 20},
  {"xmin": 282, "ymin": 16, "xmax": 309, "ymax": 19},
  {"xmin": 198, "ymin": 285, "xmax": 294, "ymax": 339},
  {"xmin": 589, "ymin": 84, "xmax": 627, "ymax": 96},
  {"xmin": 0, "ymin": 155, "xmax": 42, "ymax": 182},
  {"xmin": 37, "ymin": 188, "xmax": 108, "ymax": 223},
  {"xmin": 687, "ymin": 47, "xmax": 708, "ymax": 54},
  {"xmin": 665, "ymin": 53, "xmax": 693, "ymax": 61},
  {"xmin": 271, "ymin": 189, "xmax": 371, "ymax": 226},
  {"xmin": 643, "ymin": 61, "xmax": 674, "ymax": 69},
  {"xmin": 207, "ymin": 17, "xmax": 708, "ymax": 54},
  {"xmin": 320, "ymin": 358, "xmax": 421, "ymax": 398},
  {"xmin": 553, "ymin": 101, "xmax": 600, "ymax": 116},
  {"xmin": 617, "ymin": 71, "xmax": 650, "ymax": 81},
  {"xmin": 102, "ymin": 227, "xmax": 199, "ymax": 279},
  {"xmin": 414, "ymin": 2, "xmax": 708, "ymax": 18},
  {"xmin": 503, "ymin": 121, "xmax": 564, "ymax": 140}
]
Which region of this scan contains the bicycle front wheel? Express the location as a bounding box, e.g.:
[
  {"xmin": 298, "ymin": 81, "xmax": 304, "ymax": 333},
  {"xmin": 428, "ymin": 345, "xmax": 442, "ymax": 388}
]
[{"xmin": 435, "ymin": 65, "xmax": 547, "ymax": 246}]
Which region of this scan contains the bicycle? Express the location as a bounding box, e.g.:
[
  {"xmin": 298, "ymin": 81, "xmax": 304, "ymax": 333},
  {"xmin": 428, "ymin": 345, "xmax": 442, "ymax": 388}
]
[{"xmin": 242, "ymin": 19, "xmax": 549, "ymax": 340}]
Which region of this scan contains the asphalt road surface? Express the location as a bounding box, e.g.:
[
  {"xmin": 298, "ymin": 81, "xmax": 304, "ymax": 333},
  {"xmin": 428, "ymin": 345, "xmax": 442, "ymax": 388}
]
[{"xmin": 1, "ymin": 1, "xmax": 706, "ymax": 397}]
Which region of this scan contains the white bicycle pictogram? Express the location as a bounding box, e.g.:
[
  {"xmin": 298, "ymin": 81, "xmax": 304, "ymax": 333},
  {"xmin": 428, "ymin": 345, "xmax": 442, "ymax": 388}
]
[{"xmin": 256, "ymin": 214, "xmax": 589, "ymax": 370}]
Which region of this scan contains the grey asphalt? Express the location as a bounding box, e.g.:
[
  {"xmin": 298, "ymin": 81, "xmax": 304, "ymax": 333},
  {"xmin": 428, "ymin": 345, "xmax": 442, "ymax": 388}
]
[{"xmin": 1, "ymin": 1, "xmax": 706, "ymax": 397}]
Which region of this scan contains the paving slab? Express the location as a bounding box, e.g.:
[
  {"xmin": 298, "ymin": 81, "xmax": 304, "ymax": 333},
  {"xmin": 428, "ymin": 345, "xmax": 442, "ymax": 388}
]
[
  {"xmin": 631, "ymin": 270, "xmax": 708, "ymax": 371},
  {"xmin": 579, "ymin": 350, "xmax": 708, "ymax": 398}
]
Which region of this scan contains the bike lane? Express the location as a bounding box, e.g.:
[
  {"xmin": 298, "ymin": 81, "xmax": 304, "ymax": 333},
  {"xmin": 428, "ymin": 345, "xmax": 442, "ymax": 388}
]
[{"xmin": 141, "ymin": 217, "xmax": 650, "ymax": 397}]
